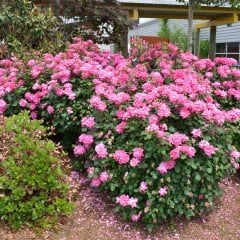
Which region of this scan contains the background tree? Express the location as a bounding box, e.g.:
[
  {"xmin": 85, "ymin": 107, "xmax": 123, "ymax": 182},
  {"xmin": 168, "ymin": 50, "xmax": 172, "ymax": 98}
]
[
  {"xmin": 0, "ymin": 0, "xmax": 64, "ymax": 56},
  {"xmin": 158, "ymin": 19, "xmax": 209, "ymax": 56},
  {"xmin": 50, "ymin": 0, "xmax": 132, "ymax": 56}
]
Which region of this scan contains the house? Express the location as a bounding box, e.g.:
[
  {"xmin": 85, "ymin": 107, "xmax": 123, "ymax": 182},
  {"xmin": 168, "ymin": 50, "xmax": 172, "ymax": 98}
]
[
  {"xmin": 128, "ymin": 18, "xmax": 240, "ymax": 64},
  {"xmin": 120, "ymin": 0, "xmax": 240, "ymax": 63}
]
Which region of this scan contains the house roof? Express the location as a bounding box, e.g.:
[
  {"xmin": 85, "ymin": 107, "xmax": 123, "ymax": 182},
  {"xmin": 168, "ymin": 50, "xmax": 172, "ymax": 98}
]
[
  {"xmin": 119, "ymin": 0, "xmax": 185, "ymax": 5},
  {"xmin": 119, "ymin": 0, "xmax": 240, "ymax": 20}
]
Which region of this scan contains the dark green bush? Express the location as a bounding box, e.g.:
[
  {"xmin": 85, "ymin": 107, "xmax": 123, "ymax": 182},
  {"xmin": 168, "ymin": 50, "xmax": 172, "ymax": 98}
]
[
  {"xmin": 0, "ymin": 0, "xmax": 65, "ymax": 56},
  {"xmin": 0, "ymin": 112, "xmax": 73, "ymax": 229},
  {"xmin": 200, "ymin": 40, "xmax": 209, "ymax": 58}
]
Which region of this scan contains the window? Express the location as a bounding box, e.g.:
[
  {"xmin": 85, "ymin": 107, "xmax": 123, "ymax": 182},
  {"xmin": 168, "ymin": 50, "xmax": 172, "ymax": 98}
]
[{"xmin": 215, "ymin": 42, "xmax": 240, "ymax": 64}]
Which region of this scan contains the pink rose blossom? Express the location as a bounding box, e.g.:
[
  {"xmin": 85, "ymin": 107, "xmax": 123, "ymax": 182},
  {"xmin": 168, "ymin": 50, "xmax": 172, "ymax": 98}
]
[
  {"xmin": 0, "ymin": 99, "xmax": 7, "ymax": 114},
  {"xmin": 99, "ymin": 171, "xmax": 109, "ymax": 182},
  {"xmin": 89, "ymin": 95, "xmax": 107, "ymax": 111},
  {"xmin": 95, "ymin": 143, "xmax": 108, "ymax": 158},
  {"xmin": 73, "ymin": 145, "xmax": 86, "ymax": 156},
  {"xmin": 133, "ymin": 147, "xmax": 144, "ymax": 160},
  {"xmin": 87, "ymin": 167, "xmax": 94, "ymax": 175},
  {"xmin": 116, "ymin": 195, "xmax": 138, "ymax": 208},
  {"xmin": 157, "ymin": 160, "xmax": 175, "ymax": 174},
  {"xmin": 130, "ymin": 158, "xmax": 140, "ymax": 167},
  {"xmin": 170, "ymin": 147, "xmax": 181, "ymax": 160},
  {"xmin": 66, "ymin": 107, "xmax": 73, "ymax": 114},
  {"xmin": 128, "ymin": 197, "xmax": 138, "ymax": 208},
  {"xmin": 47, "ymin": 105, "xmax": 54, "ymax": 114},
  {"xmin": 180, "ymin": 145, "xmax": 196, "ymax": 158},
  {"xmin": 81, "ymin": 116, "xmax": 95, "ymax": 129},
  {"xmin": 231, "ymin": 150, "xmax": 240, "ymax": 159},
  {"xmin": 116, "ymin": 194, "xmax": 130, "ymax": 207},
  {"xmin": 78, "ymin": 134, "xmax": 94, "ymax": 147},
  {"xmin": 158, "ymin": 186, "xmax": 168, "ymax": 196},
  {"xmin": 131, "ymin": 212, "xmax": 142, "ymax": 222},
  {"xmin": 191, "ymin": 128, "xmax": 202, "ymax": 138},
  {"xmin": 30, "ymin": 111, "xmax": 37, "ymax": 119},
  {"xmin": 91, "ymin": 177, "xmax": 101, "ymax": 187},
  {"xmin": 157, "ymin": 162, "xmax": 168, "ymax": 174},
  {"xmin": 139, "ymin": 181, "xmax": 148, "ymax": 193},
  {"xmin": 168, "ymin": 132, "xmax": 189, "ymax": 146},
  {"xmin": 115, "ymin": 121, "xmax": 127, "ymax": 134},
  {"xmin": 113, "ymin": 150, "xmax": 130, "ymax": 164},
  {"xmin": 19, "ymin": 99, "xmax": 28, "ymax": 107},
  {"xmin": 199, "ymin": 140, "xmax": 218, "ymax": 156}
]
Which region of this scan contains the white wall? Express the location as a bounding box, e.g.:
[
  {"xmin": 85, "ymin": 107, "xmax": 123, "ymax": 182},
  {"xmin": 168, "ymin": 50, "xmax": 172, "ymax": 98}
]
[{"xmin": 129, "ymin": 19, "xmax": 240, "ymax": 43}]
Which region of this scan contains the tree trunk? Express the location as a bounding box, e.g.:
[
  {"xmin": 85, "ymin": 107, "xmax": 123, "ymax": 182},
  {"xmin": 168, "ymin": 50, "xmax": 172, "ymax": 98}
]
[{"xmin": 188, "ymin": 0, "xmax": 194, "ymax": 53}]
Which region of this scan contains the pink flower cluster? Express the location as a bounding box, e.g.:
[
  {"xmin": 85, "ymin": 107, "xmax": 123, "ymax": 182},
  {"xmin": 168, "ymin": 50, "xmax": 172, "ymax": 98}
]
[
  {"xmin": 130, "ymin": 147, "xmax": 144, "ymax": 167},
  {"xmin": 113, "ymin": 150, "xmax": 130, "ymax": 164},
  {"xmin": 90, "ymin": 171, "xmax": 110, "ymax": 187},
  {"xmin": 139, "ymin": 181, "xmax": 148, "ymax": 193},
  {"xmin": 0, "ymin": 99, "xmax": 7, "ymax": 114},
  {"xmin": 230, "ymin": 150, "xmax": 240, "ymax": 169},
  {"xmin": 169, "ymin": 145, "xmax": 196, "ymax": 160},
  {"xmin": 81, "ymin": 116, "xmax": 95, "ymax": 129},
  {"xmin": 74, "ymin": 134, "xmax": 94, "ymax": 156},
  {"xmin": 157, "ymin": 160, "xmax": 176, "ymax": 174},
  {"xmin": 116, "ymin": 194, "xmax": 138, "ymax": 208},
  {"xmin": 95, "ymin": 143, "xmax": 108, "ymax": 159},
  {"xmin": 191, "ymin": 128, "xmax": 202, "ymax": 138},
  {"xmin": 198, "ymin": 140, "xmax": 218, "ymax": 156},
  {"xmin": 167, "ymin": 132, "xmax": 189, "ymax": 146}
]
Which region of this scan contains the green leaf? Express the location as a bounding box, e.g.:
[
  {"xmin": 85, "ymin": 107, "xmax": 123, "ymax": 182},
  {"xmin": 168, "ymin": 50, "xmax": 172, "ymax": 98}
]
[{"xmin": 195, "ymin": 174, "xmax": 201, "ymax": 181}]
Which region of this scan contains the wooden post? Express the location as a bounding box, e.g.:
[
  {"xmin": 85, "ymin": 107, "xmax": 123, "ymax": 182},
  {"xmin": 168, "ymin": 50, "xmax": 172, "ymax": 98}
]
[
  {"xmin": 209, "ymin": 25, "xmax": 216, "ymax": 60},
  {"xmin": 187, "ymin": 0, "xmax": 194, "ymax": 53},
  {"xmin": 194, "ymin": 28, "xmax": 200, "ymax": 57}
]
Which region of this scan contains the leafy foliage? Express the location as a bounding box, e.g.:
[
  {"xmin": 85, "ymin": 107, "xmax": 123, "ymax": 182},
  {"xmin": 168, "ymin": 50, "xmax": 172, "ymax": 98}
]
[
  {"xmin": 50, "ymin": 0, "xmax": 131, "ymax": 55},
  {"xmin": 158, "ymin": 20, "xmax": 209, "ymax": 56},
  {"xmin": 199, "ymin": 40, "xmax": 210, "ymax": 58},
  {"xmin": 0, "ymin": 0, "xmax": 65, "ymax": 55},
  {"xmin": 0, "ymin": 112, "xmax": 73, "ymax": 228},
  {"xmin": 158, "ymin": 20, "xmax": 188, "ymax": 51}
]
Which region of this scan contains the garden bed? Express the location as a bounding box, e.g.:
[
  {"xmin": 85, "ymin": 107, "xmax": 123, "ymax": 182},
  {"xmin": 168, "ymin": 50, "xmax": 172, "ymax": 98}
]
[{"xmin": 0, "ymin": 176, "xmax": 239, "ymax": 240}]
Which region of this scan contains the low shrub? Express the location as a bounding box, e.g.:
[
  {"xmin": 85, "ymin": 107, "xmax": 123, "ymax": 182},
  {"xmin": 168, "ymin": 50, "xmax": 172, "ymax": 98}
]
[{"xmin": 0, "ymin": 112, "xmax": 73, "ymax": 229}]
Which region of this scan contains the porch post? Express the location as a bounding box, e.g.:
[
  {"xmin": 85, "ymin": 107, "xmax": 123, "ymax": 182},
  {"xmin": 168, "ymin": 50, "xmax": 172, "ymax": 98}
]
[
  {"xmin": 209, "ymin": 25, "xmax": 216, "ymax": 60},
  {"xmin": 194, "ymin": 28, "xmax": 200, "ymax": 57}
]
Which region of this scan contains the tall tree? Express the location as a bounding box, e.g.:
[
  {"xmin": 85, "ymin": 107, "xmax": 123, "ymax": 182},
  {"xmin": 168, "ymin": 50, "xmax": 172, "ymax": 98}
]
[
  {"xmin": 177, "ymin": 0, "xmax": 240, "ymax": 52},
  {"xmin": 49, "ymin": 0, "xmax": 131, "ymax": 56}
]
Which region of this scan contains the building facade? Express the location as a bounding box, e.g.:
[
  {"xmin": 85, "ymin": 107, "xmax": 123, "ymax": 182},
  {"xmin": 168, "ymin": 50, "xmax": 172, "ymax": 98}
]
[{"xmin": 128, "ymin": 19, "xmax": 240, "ymax": 64}]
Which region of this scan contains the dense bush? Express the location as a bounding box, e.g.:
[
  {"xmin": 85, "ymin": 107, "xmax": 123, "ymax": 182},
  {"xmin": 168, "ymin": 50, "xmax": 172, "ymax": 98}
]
[
  {"xmin": 73, "ymin": 39, "xmax": 240, "ymax": 229},
  {"xmin": 0, "ymin": 0, "xmax": 65, "ymax": 56},
  {"xmin": 0, "ymin": 112, "xmax": 73, "ymax": 228},
  {"xmin": 199, "ymin": 40, "xmax": 210, "ymax": 58},
  {"xmin": 0, "ymin": 38, "xmax": 239, "ymax": 229}
]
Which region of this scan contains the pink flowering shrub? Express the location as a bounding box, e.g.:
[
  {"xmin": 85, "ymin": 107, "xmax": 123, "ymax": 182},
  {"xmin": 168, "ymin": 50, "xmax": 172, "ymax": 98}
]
[
  {"xmin": 0, "ymin": 38, "xmax": 240, "ymax": 228},
  {"xmin": 1, "ymin": 38, "xmax": 128, "ymax": 150},
  {"xmin": 73, "ymin": 38, "xmax": 240, "ymax": 228}
]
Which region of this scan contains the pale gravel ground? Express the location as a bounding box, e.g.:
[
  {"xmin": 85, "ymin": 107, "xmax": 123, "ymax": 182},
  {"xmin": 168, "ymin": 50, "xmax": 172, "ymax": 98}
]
[{"xmin": 0, "ymin": 175, "xmax": 240, "ymax": 240}]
